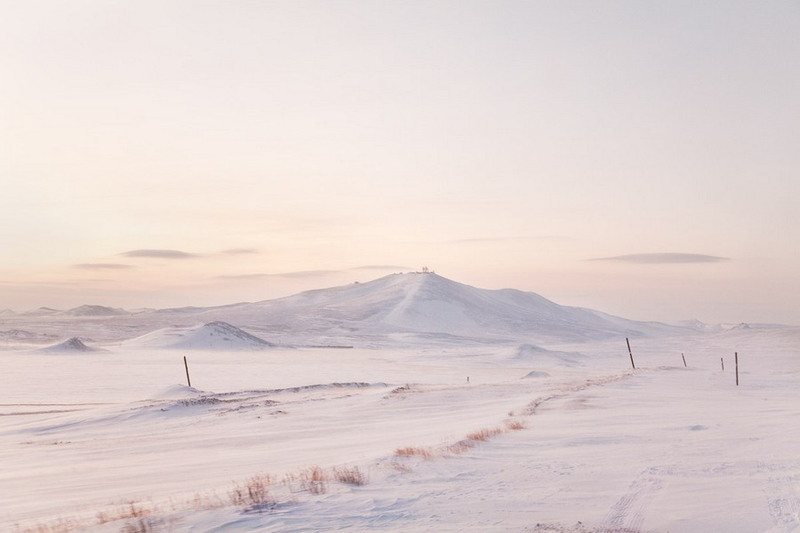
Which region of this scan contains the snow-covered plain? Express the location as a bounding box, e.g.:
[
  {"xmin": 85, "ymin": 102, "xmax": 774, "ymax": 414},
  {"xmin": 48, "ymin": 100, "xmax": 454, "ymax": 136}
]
[{"xmin": 1, "ymin": 274, "xmax": 798, "ymax": 532}]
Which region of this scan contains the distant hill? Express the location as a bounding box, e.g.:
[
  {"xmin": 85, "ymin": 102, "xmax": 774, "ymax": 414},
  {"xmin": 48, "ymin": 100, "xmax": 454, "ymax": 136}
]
[
  {"xmin": 0, "ymin": 329, "xmax": 58, "ymax": 343},
  {"xmin": 23, "ymin": 307, "xmax": 62, "ymax": 317},
  {"xmin": 61, "ymin": 305, "xmax": 129, "ymax": 317}
]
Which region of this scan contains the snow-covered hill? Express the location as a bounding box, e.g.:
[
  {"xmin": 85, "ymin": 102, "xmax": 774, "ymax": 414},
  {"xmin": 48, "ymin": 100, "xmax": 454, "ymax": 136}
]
[
  {"xmin": 37, "ymin": 337, "xmax": 100, "ymax": 353},
  {"xmin": 124, "ymin": 321, "xmax": 274, "ymax": 350}
]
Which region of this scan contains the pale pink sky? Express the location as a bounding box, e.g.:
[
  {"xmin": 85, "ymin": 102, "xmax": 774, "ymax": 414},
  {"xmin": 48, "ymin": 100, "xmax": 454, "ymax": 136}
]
[{"xmin": 1, "ymin": 1, "xmax": 798, "ymax": 324}]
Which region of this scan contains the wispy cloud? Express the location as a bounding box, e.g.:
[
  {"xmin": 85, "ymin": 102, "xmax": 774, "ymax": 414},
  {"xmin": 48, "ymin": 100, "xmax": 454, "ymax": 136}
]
[
  {"xmin": 215, "ymin": 273, "xmax": 270, "ymax": 280},
  {"xmin": 216, "ymin": 270, "xmax": 343, "ymax": 280},
  {"xmin": 590, "ymin": 253, "xmax": 731, "ymax": 264},
  {"xmin": 446, "ymin": 236, "xmax": 573, "ymax": 245},
  {"xmin": 271, "ymin": 270, "xmax": 342, "ymax": 279},
  {"xmin": 73, "ymin": 263, "xmax": 134, "ymax": 270},
  {"xmin": 121, "ymin": 249, "xmax": 199, "ymax": 259},
  {"xmin": 221, "ymin": 248, "xmax": 260, "ymax": 255},
  {"xmin": 350, "ymin": 265, "xmax": 412, "ymax": 271},
  {"xmin": 216, "ymin": 267, "xmax": 415, "ymax": 282}
]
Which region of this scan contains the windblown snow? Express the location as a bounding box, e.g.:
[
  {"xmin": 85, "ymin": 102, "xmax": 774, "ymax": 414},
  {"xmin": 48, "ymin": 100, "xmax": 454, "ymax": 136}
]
[{"xmin": 1, "ymin": 273, "xmax": 798, "ymax": 533}]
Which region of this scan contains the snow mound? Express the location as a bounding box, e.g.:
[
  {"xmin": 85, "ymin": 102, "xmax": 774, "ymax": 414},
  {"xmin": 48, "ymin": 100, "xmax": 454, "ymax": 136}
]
[
  {"xmin": 38, "ymin": 337, "xmax": 100, "ymax": 353},
  {"xmin": 522, "ymin": 370, "xmax": 551, "ymax": 378},
  {"xmin": 152, "ymin": 384, "xmax": 206, "ymax": 399},
  {"xmin": 511, "ymin": 344, "xmax": 584, "ymax": 367},
  {"xmin": 126, "ymin": 321, "xmax": 273, "ymax": 350}
]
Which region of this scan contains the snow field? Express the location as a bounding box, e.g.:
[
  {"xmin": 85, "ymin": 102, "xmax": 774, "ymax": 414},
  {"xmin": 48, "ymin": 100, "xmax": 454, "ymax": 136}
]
[{"xmin": 2, "ymin": 327, "xmax": 797, "ymax": 532}]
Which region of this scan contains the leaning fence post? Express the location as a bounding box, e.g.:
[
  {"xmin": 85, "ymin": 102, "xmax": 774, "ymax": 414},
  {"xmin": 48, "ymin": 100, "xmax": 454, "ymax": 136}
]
[
  {"xmin": 682, "ymin": 353, "xmax": 687, "ymax": 368},
  {"xmin": 626, "ymin": 338, "xmax": 636, "ymax": 369},
  {"xmin": 735, "ymin": 352, "xmax": 739, "ymax": 386},
  {"xmin": 721, "ymin": 357, "xmax": 724, "ymax": 371},
  {"xmin": 184, "ymin": 356, "xmax": 192, "ymax": 387}
]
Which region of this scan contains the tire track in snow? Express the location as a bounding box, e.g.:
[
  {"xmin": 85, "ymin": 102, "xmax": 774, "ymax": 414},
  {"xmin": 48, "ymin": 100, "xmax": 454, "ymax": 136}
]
[
  {"xmin": 600, "ymin": 467, "xmax": 663, "ymax": 533},
  {"xmin": 766, "ymin": 473, "xmax": 800, "ymax": 531},
  {"xmin": 520, "ymin": 369, "xmax": 667, "ymax": 533}
]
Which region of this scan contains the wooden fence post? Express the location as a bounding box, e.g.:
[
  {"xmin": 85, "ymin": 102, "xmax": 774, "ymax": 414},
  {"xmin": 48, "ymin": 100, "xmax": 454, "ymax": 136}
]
[
  {"xmin": 184, "ymin": 356, "xmax": 192, "ymax": 387},
  {"xmin": 626, "ymin": 338, "xmax": 636, "ymax": 369},
  {"xmin": 682, "ymin": 353, "xmax": 687, "ymax": 368},
  {"xmin": 735, "ymin": 352, "xmax": 739, "ymax": 386},
  {"xmin": 721, "ymin": 357, "xmax": 724, "ymax": 371}
]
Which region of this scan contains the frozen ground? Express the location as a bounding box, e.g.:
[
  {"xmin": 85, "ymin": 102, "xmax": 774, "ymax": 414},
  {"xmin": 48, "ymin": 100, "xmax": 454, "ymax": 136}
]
[{"xmin": 1, "ymin": 326, "xmax": 798, "ymax": 532}]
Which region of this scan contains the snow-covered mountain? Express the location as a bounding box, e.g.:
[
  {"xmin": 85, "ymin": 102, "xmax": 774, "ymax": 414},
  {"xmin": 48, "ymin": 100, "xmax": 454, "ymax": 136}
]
[
  {"xmin": 3, "ymin": 273, "xmax": 691, "ymax": 346},
  {"xmin": 187, "ymin": 272, "xmax": 688, "ymax": 345}
]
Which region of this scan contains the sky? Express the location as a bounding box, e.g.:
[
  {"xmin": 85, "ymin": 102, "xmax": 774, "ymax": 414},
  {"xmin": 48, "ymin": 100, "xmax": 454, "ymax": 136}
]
[{"xmin": 1, "ymin": 0, "xmax": 799, "ymax": 325}]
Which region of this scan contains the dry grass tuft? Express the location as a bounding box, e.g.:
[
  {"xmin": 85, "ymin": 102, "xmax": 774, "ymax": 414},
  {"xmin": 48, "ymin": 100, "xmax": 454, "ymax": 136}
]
[
  {"xmin": 299, "ymin": 465, "xmax": 328, "ymax": 494},
  {"xmin": 96, "ymin": 501, "xmax": 151, "ymax": 526},
  {"xmin": 14, "ymin": 519, "xmax": 80, "ymax": 533},
  {"xmin": 188, "ymin": 492, "xmax": 225, "ymax": 511},
  {"xmin": 229, "ymin": 474, "xmax": 275, "ymax": 509},
  {"xmin": 394, "ymin": 446, "xmax": 433, "ymax": 459},
  {"xmin": 466, "ymin": 427, "xmax": 504, "ymax": 442},
  {"xmin": 333, "ymin": 466, "xmax": 367, "ymax": 486},
  {"xmin": 120, "ymin": 517, "xmax": 165, "ymax": 533},
  {"xmin": 505, "ymin": 420, "xmax": 525, "ymax": 431},
  {"xmin": 446, "ymin": 440, "xmax": 476, "ymax": 455}
]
